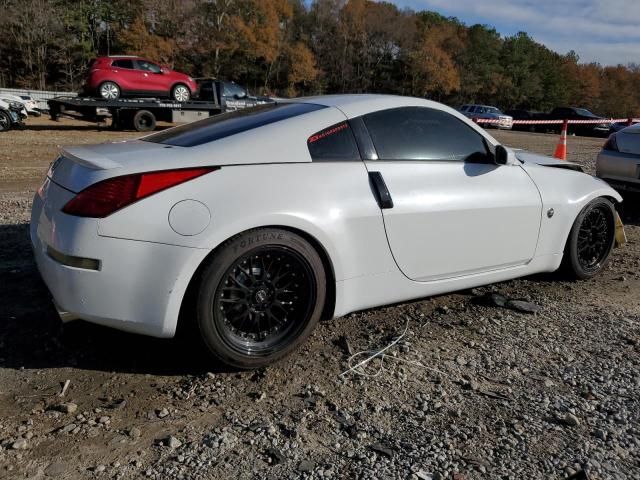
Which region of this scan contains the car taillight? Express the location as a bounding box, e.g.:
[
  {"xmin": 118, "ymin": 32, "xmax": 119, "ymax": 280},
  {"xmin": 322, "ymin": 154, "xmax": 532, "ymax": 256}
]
[
  {"xmin": 603, "ymin": 134, "xmax": 618, "ymax": 152},
  {"xmin": 62, "ymin": 167, "xmax": 217, "ymax": 218}
]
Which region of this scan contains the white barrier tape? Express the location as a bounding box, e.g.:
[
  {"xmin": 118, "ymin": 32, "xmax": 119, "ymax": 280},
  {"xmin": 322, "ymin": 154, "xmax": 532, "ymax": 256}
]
[{"xmin": 473, "ymin": 117, "xmax": 640, "ymax": 125}]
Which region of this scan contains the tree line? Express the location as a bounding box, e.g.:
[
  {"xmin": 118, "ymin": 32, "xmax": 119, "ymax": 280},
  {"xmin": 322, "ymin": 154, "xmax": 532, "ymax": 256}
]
[{"xmin": 1, "ymin": 0, "xmax": 639, "ymax": 117}]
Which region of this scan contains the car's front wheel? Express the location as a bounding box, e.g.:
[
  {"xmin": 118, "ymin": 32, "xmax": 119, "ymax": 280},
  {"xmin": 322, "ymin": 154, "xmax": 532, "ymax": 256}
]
[
  {"xmin": 0, "ymin": 111, "xmax": 11, "ymax": 132},
  {"xmin": 563, "ymin": 197, "xmax": 616, "ymax": 279},
  {"xmin": 171, "ymin": 84, "xmax": 191, "ymax": 102},
  {"xmin": 197, "ymin": 228, "xmax": 326, "ymax": 369},
  {"xmin": 99, "ymin": 81, "xmax": 120, "ymax": 100}
]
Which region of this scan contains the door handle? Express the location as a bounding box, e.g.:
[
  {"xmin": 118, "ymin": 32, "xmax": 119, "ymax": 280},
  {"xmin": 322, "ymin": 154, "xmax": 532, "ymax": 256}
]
[{"xmin": 368, "ymin": 171, "xmax": 394, "ymax": 209}]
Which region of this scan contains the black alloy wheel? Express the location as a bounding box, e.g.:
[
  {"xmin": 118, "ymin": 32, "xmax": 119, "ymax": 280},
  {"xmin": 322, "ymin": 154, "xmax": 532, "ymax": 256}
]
[
  {"xmin": 197, "ymin": 228, "xmax": 326, "ymax": 369},
  {"xmin": 563, "ymin": 197, "xmax": 616, "ymax": 279},
  {"xmin": 215, "ymin": 247, "xmax": 316, "ymax": 355},
  {"xmin": 576, "ymin": 204, "xmax": 614, "ymax": 272}
]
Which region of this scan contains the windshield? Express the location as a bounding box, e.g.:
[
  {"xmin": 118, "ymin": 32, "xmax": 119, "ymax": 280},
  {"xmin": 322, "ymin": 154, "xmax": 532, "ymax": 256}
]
[
  {"xmin": 478, "ymin": 106, "xmax": 502, "ymax": 114},
  {"xmin": 223, "ymin": 82, "xmax": 247, "ymax": 98},
  {"xmin": 574, "ymin": 108, "xmax": 597, "ymax": 117}
]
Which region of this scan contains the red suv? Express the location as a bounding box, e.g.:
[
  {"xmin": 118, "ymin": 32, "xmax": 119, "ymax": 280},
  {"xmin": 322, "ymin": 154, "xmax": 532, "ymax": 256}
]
[{"xmin": 85, "ymin": 56, "xmax": 197, "ymax": 102}]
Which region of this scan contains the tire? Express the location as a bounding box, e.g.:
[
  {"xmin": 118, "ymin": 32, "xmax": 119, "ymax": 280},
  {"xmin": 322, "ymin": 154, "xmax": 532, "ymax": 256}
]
[
  {"xmin": 562, "ymin": 197, "xmax": 616, "ymax": 279},
  {"xmin": 99, "ymin": 81, "xmax": 120, "ymax": 100},
  {"xmin": 0, "ymin": 110, "xmax": 11, "ymax": 132},
  {"xmin": 197, "ymin": 228, "xmax": 326, "ymax": 369},
  {"xmin": 132, "ymin": 110, "xmax": 156, "ymax": 132},
  {"xmin": 171, "ymin": 84, "xmax": 191, "ymax": 102}
]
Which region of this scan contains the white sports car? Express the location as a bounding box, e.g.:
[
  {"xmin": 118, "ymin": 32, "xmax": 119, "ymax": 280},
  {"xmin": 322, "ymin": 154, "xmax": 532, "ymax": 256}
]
[{"xmin": 31, "ymin": 95, "xmax": 623, "ymax": 368}]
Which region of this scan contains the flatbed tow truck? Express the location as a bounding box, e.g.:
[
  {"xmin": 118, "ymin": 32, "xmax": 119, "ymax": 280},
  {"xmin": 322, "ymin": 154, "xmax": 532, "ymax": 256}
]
[{"xmin": 47, "ymin": 79, "xmax": 272, "ymax": 132}]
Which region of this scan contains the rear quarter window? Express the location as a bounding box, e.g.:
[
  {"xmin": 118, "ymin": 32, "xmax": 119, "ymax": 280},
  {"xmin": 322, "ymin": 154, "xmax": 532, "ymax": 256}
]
[
  {"xmin": 307, "ymin": 122, "xmax": 360, "ymax": 161},
  {"xmin": 143, "ymin": 103, "xmax": 326, "ymax": 147}
]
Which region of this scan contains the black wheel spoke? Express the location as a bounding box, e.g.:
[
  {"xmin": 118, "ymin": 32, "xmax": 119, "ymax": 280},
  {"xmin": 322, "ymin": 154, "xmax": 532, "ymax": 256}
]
[
  {"xmin": 576, "ymin": 205, "xmax": 614, "ymax": 272},
  {"xmin": 213, "ymin": 245, "xmax": 316, "ymax": 356}
]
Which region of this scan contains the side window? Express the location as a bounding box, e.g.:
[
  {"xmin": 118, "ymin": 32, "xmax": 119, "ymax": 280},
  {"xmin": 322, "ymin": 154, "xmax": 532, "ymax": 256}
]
[
  {"xmin": 112, "ymin": 60, "xmax": 134, "ymax": 69},
  {"xmin": 223, "ymin": 82, "xmax": 247, "ymax": 98},
  {"xmin": 307, "ymin": 122, "xmax": 360, "ymax": 161},
  {"xmin": 136, "ymin": 60, "xmax": 161, "ymax": 73},
  {"xmin": 362, "ymin": 107, "xmax": 489, "ymax": 162}
]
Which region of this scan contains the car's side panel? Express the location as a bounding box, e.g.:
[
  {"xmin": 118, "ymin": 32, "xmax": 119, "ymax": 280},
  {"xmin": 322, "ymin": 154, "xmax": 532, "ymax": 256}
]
[
  {"xmin": 31, "ymin": 178, "xmax": 208, "ymax": 338},
  {"xmin": 97, "ymin": 162, "xmax": 397, "ymax": 283},
  {"xmin": 521, "ymin": 162, "xmax": 623, "ymax": 261},
  {"xmin": 333, "ymin": 254, "xmax": 560, "ymax": 318},
  {"xmin": 369, "ymin": 161, "xmax": 542, "ymax": 281}
]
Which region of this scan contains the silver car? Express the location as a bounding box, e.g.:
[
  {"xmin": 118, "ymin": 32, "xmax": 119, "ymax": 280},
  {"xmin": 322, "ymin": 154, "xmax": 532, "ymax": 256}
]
[
  {"xmin": 597, "ymin": 124, "xmax": 640, "ymax": 193},
  {"xmin": 460, "ymin": 104, "xmax": 513, "ymax": 130}
]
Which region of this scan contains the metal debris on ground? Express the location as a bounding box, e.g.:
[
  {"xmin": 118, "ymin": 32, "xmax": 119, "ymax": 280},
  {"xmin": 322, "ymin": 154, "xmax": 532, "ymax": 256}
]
[
  {"xmin": 59, "ymin": 379, "xmax": 70, "ymax": 397},
  {"xmin": 339, "ymin": 319, "xmax": 410, "ymax": 378}
]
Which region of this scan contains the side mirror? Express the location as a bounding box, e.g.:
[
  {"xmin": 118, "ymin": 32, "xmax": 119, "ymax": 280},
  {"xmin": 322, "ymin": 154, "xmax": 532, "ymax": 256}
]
[
  {"xmin": 233, "ymin": 93, "xmax": 246, "ymax": 99},
  {"xmin": 495, "ymin": 145, "xmax": 509, "ymax": 165}
]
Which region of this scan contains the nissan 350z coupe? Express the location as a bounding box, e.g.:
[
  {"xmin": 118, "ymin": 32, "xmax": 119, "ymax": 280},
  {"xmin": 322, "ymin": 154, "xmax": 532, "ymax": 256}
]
[{"xmin": 31, "ymin": 95, "xmax": 623, "ymax": 369}]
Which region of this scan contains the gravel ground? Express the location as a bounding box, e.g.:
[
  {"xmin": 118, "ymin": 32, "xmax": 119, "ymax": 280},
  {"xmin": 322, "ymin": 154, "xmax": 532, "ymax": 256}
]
[{"xmin": 0, "ymin": 118, "xmax": 638, "ymax": 480}]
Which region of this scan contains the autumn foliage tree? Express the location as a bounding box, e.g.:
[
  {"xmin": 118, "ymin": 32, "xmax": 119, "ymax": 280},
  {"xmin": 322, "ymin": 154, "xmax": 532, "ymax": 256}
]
[
  {"xmin": 409, "ymin": 23, "xmax": 464, "ymax": 100},
  {"xmin": 118, "ymin": 16, "xmax": 176, "ymax": 64}
]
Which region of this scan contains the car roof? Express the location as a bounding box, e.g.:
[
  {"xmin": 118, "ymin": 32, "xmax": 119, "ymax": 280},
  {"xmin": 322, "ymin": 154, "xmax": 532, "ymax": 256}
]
[
  {"xmin": 95, "ymin": 55, "xmax": 145, "ymax": 62},
  {"xmin": 621, "ymin": 123, "xmax": 640, "ymax": 134},
  {"xmin": 287, "ymin": 94, "xmax": 461, "ymax": 120}
]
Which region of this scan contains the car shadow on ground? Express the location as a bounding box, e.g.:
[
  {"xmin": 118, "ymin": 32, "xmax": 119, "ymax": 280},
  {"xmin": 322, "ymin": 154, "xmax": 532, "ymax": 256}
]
[{"xmin": 0, "ymin": 223, "xmax": 228, "ymax": 376}]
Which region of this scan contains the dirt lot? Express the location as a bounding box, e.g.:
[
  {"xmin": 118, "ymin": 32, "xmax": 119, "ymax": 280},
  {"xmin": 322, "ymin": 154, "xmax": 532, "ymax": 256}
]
[{"xmin": 0, "ymin": 118, "xmax": 639, "ymax": 480}]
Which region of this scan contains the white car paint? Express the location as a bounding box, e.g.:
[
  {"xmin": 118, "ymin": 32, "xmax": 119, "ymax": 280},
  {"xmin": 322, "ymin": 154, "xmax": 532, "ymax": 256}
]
[
  {"xmin": 0, "ymin": 94, "xmax": 30, "ymax": 118},
  {"xmin": 31, "ymin": 94, "xmax": 622, "ymax": 338}
]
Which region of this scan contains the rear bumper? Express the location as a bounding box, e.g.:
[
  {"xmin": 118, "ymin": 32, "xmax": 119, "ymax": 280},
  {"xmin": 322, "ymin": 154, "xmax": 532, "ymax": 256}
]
[{"xmin": 30, "ymin": 184, "xmax": 209, "ymax": 338}]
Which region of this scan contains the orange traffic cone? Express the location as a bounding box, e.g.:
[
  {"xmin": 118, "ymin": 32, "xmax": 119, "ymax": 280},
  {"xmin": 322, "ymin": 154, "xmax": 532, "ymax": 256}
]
[{"xmin": 553, "ymin": 119, "xmax": 568, "ymax": 160}]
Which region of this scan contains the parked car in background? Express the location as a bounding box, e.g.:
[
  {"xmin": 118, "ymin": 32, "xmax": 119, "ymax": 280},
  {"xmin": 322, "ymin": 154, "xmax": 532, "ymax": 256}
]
[
  {"xmin": 459, "ymin": 104, "xmax": 513, "ymax": 129},
  {"xmin": 0, "ymin": 93, "xmax": 41, "ymax": 116},
  {"xmin": 196, "ymin": 78, "xmax": 274, "ymax": 110},
  {"xmin": 0, "ymin": 94, "xmax": 29, "ymax": 119},
  {"xmin": 597, "ymin": 123, "xmax": 640, "ymax": 194},
  {"xmin": 609, "ymin": 120, "xmax": 637, "ymax": 134},
  {"xmin": 0, "ymin": 98, "xmax": 27, "ymax": 132},
  {"xmin": 542, "ymin": 107, "xmax": 611, "ymax": 137},
  {"xmin": 505, "ymin": 109, "xmax": 545, "ymax": 132},
  {"xmin": 32, "ymin": 95, "xmax": 622, "ymax": 369},
  {"xmin": 85, "ymin": 56, "xmax": 197, "ymax": 102}
]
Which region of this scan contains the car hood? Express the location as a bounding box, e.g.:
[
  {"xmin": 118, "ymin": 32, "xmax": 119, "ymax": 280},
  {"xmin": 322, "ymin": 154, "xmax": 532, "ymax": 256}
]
[{"xmin": 515, "ymin": 150, "xmax": 584, "ymax": 172}]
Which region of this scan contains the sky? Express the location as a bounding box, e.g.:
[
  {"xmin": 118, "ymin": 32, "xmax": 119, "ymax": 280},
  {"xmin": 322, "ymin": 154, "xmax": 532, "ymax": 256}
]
[{"xmin": 391, "ymin": 0, "xmax": 640, "ymax": 66}]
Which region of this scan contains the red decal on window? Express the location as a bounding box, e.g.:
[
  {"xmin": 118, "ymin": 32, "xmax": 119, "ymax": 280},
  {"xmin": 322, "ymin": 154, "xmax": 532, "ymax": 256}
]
[{"xmin": 308, "ymin": 123, "xmax": 348, "ymax": 143}]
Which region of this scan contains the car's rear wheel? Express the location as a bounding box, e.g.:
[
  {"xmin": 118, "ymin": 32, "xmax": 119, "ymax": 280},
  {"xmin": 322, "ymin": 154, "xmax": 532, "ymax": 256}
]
[
  {"xmin": 132, "ymin": 110, "xmax": 156, "ymax": 132},
  {"xmin": 0, "ymin": 111, "xmax": 11, "ymax": 132},
  {"xmin": 171, "ymin": 84, "xmax": 191, "ymax": 102},
  {"xmin": 197, "ymin": 228, "xmax": 326, "ymax": 369},
  {"xmin": 562, "ymin": 197, "xmax": 616, "ymax": 279},
  {"xmin": 99, "ymin": 81, "xmax": 120, "ymax": 100}
]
